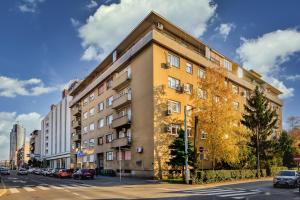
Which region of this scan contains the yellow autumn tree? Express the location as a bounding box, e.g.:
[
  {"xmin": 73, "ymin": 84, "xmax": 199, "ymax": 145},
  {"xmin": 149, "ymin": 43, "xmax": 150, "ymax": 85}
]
[{"xmin": 193, "ymin": 66, "xmax": 246, "ymax": 169}]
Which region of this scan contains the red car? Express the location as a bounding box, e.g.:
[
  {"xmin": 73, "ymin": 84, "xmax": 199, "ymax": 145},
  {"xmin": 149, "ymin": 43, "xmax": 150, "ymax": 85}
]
[{"xmin": 57, "ymin": 169, "xmax": 72, "ymax": 178}]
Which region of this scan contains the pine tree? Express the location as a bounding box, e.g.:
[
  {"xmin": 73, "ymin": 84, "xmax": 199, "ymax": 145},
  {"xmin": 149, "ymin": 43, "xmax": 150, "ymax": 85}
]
[
  {"xmin": 168, "ymin": 129, "xmax": 194, "ymax": 175},
  {"xmin": 278, "ymin": 131, "xmax": 297, "ymax": 168},
  {"xmin": 241, "ymin": 86, "xmax": 278, "ymax": 177}
]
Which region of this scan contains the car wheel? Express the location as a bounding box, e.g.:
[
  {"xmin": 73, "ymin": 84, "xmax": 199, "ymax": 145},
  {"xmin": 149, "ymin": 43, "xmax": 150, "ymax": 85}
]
[{"xmin": 273, "ymin": 184, "xmax": 277, "ymax": 188}]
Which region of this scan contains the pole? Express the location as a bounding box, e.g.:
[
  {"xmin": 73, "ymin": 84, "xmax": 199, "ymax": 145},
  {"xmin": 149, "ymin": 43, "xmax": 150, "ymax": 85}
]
[
  {"xmin": 256, "ymin": 129, "xmax": 260, "ymax": 178},
  {"xmin": 184, "ymin": 106, "xmax": 190, "ymax": 184},
  {"xmin": 119, "ymin": 146, "xmax": 121, "ymax": 182},
  {"xmin": 194, "ymin": 116, "xmax": 199, "ymax": 167}
]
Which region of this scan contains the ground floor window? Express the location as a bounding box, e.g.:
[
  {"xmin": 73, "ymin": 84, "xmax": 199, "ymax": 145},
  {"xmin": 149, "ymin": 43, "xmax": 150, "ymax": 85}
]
[{"xmin": 106, "ymin": 151, "xmax": 113, "ymax": 161}]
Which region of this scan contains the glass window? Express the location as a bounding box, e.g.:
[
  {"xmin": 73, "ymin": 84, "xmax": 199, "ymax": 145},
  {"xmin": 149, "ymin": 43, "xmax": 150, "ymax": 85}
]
[
  {"xmin": 89, "ymin": 138, "xmax": 95, "ymax": 147},
  {"xmin": 98, "ymin": 83, "xmax": 105, "ymax": 95},
  {"xmin": 84, "ymin": 112, "xmax": 88, "ymax": 119},
  {"xmin": 82, "ymin": 140, "xmax": 88, "ymax": 148},
  {"xmin": 83, "ymin": 126, "xmax": 88, "ymax": 133},
  {"xmin": 98, "ymin": 118, "xmax": 105, "ymax": 128},
  {"xmin": 83, "ymin": 98, "xmax": 88, "ymax": 106},
  {"xmin": 168, "ymin": 77, "xmax": 180, "ymax": 89},
  {"xmin": 106, "ymin": 78, "xmax": 113, "ymax": 90},
  {"xmin": 89, "ymin": 107, "xmax": 95, "ymax": 116},
  {"xmin": 89, "ymin": 123, "xmax": 95, "ymax": 131},
  {"xmin": 89, "ymin": 154, "xmax": 95, "ymax": 162},
  {"xmin": 98, "ymin": 137, "xmax": 103, "ymax": 145},
  {"xmin": 106, "ymin": 114, "xmax": 113, "ymax": 125},
  {"xmin": 233, "ymin": 101, "xmax": 239, "ymax": 110},
  {"xmin": 106, "ymin": 96, "xmax": 113, "ymax": 107},
  {"xmin": 224, "ymin": 59, "xmax": 232, "ymax": 71},
  {"xmin": 168, "ymin": 124, "xmax": 181, "ymax": 135},
  {"xmin": 214, "ymin": 96, "xmax": 220, "ymax": 103},
  {"xmin": 185, "ymin": 83, "xmax": 193, "ymax": 94},
  {"xmin": 186, "ymin": 63, "xmax": 193, "ymax": 74},
  {"xmin": 83, "ymin": 155, "xmax": 87, "ymax": 162},
  {"xmin": 201, "ymin": 130, "xmax": 208, "ymax": 139},
  {"xmin": 232, "ymin": 84, "xmax": 239, "ymax": 94},
  {"xmin": 89, "ymin": 93, "xmax": 95, "ymax": 101},
  {"xmin": 106, "ymin": 134, "xmax": 113, "ymax": 143},
  {"xmin": 168, "ymin": 100, "xmax": 180, "ymax": 113},
  {"xmin": 125, "ymin": 151, "xmax": 131, "ymax": 160},
  {"xmin": 198, "ymin": 89, "xmax": 207, "ymax": 99},
  {"xmin": 106, "ymin": 151, "xmax": 113, "ymax": 161},
  {"xmin": 116, "ymin": 151, "xmax": 123, "ymax": 161},
  {"xmin": 197, "ymin": 67, "xmax": 206, "ymax": 78},
  {"xmin": 167, "ymin": 53, "xmax": 179, "ymax": 68},
  {"xmin": 98, "ymin": 101, "xmax": 104, "ymax": 112}
]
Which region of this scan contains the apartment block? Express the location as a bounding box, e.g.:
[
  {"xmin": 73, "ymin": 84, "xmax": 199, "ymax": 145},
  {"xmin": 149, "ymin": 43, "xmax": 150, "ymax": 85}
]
[
  {"xmin": 9, "ymin": 124, "xmax": 26, "ymax": 169},
  {"xmin": 69, "ymin": 12, "xmax": 282, "ymax": 178},
  {"xmin": 29, "ymin": 130, "xmax": 42, "ymax": 160}
]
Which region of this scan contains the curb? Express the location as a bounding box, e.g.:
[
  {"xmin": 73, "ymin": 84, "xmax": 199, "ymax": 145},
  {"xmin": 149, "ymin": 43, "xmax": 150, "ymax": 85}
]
[{"xmin": 0, "ymin": 177, "xmax": 7, "ymax": 197}]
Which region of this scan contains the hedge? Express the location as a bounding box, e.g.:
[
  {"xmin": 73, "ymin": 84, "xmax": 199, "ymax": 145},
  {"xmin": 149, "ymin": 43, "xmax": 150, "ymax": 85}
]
[{"xmin": 192, "ymin": 167, "xmax": 288, "ymax": 184}]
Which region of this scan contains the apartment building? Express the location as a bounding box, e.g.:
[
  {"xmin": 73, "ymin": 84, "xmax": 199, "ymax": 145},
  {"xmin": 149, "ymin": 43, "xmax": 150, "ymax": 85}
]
[
  {"xmin": 69, "ymin": 12, "xmax": 282, "ymax": 178},
  {"xmin": 29, "ymin": 130, "xmax": 41, "ymax": 160},
  {"xmin": 41, "ymin": 89, "xmax": 72, "ymax": 169},
  {"xmin": 9, "ymin": 124, "xmax": 26, "ymax": 169}
]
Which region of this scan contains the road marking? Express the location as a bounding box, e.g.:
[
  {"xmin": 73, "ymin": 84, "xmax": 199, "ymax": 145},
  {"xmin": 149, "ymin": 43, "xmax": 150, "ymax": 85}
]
[
  {"xmin": 50, "ymin": 185, "xmax": 63, "ymax": 190},
  {"xmin": 9, "ymin": 188, "xmax": 19, "ymax": 194},
  {"xmin": 23, "ymin": 187, "xmax": 35, "ymax": 192},
  {"xmin": 37, "ymin": 186, "xmax": 50, "ymax": 190},
  {"xmin": 220, "ymin": 191, "xmax": 260, "ymax": 197}
]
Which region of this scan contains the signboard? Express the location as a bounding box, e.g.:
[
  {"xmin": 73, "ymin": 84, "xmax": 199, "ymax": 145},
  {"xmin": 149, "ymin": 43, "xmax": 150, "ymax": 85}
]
[
  {"xmin": 293, "ymin": 156, "xmax": 300, "ymax": 161},
  {"xmin": 77, "ymin": 150, "xmax": 84, "ymax": 157}
]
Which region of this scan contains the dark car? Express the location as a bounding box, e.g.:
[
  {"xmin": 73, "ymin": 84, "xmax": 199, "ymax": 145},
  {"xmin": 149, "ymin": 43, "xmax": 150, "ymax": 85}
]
[
  {"xmin": 73, "ymin": 169, "xmax": 95, "ymax": 180},
  {"xmin": 57, "ymin": 169, "xmax": 72, "ymax": 178}
]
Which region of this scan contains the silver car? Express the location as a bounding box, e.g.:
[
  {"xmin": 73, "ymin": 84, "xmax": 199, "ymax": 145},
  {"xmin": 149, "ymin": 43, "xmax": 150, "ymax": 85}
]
[{"xmin": 273, "ymin": 170, "xmax": 299, "ymax": 188}]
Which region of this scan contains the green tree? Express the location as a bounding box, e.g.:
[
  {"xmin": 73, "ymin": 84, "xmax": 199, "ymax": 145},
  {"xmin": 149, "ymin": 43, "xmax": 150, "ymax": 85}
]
[
  {"xmin": 168, "ymin": 129, "xmax": 194, "ymax": 175},
  {"xmin": 278, "ymin": 131, "xmax": 297, "ymax": 168},
  {"xmin": 241, "ymin": 86, "xmax": 278, "ymax": 177}
]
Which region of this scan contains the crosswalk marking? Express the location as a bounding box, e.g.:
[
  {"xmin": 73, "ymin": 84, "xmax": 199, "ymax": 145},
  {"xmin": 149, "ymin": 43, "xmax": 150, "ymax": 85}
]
[
  {"xmin": 219, "ymin": 191, "xmax": 260, "ymax": 197},
  {"xmin": 9, "ymin": 188, "xmax": 19, "ymax": 194},
  {"xmin": 50, "ymin": 185, "xmax": 63, "ymax": 190},
  {"xmin": 23, "ymin": 187, "xmax": 35, "ymax": 192},
  {"xmin": 36, "ymin": 186, "xmax": 50, "ymax": 190}
]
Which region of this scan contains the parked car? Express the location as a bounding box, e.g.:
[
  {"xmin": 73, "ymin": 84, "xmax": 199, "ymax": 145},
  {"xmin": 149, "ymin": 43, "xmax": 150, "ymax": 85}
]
[
  {"xmin": 42, "ymin": 168, "xmax": 52, "ymax": 176},
  {"xmin": 0, "ymin": 167, "xmax": 10, "ymax": 175},
  {"xmin": 33, "ymin": 168, "xmax": 42, "ymax": 175},
  {"xmin": 273, "ymin": 170, "xmax": 299, "ymax": 188},
  {"xmin": 57, "ymin": 169, "xmax": 72, "ymax": 178},
  {"xmin": 28, "ymin": 168, "xmax": 35, "ymax": 174},
  {"xmin": 73, "ymin": 169, "xmax": 95, "ymax": 180},
  {"xmin": 50, "ymin": 168, "xmax": 60, "ymax": 177},
  {"xmin": 17, "ymin": 168, "xmax": 28, "ymax": 175}
]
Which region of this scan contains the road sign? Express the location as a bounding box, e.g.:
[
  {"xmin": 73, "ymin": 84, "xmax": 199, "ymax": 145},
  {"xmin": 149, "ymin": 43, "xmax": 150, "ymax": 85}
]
[
  {"xmin": 293, "ymin": 156, "xmax": 300, "ymax": 161},
  {"xmin": 77, "ymin": 151, "xmax": 84, "ymax": 157}
]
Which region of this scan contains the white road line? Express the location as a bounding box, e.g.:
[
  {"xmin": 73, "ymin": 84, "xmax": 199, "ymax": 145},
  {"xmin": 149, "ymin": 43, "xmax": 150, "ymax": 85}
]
[
  {"xmin": 220, "ymin": 191, "xmax": 260, "ymax": 197},
  {"xmin": 23, "ymin": 187, "xmax": 35, "ymax": 192},
  {"xmin": 36, "ymin": 186, "xmax": 50, "ymax": 190},
  {"xmin": 194, "ymin": 190, "xmax": 249, "ymax": 196},
  {"xmin": 79, "ymin": 184, "xmax": 92, "ymax": 187},
  {"xmin": 184, "ymin": 189, "xmax": 235, "ymax": 193},
  {"xmin": 49, "ymin": 185, "xmax": 63, "ymax": 190},
  {"xmin": 9, "ymin": 188, "xmax": 19, "ymax": 194}
]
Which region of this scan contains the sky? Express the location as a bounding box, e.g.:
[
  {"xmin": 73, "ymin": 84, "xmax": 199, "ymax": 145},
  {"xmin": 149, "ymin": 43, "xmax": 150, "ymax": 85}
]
[{"xmin": 0, "ymin": 0, "xmax": 300, "ymax": 160}]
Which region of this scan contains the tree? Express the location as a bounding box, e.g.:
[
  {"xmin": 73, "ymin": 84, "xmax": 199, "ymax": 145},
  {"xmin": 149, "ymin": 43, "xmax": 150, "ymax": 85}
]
[
  {"xmin": 287, "ymin": 116, "xmax": 300, "ymax": 131},
  {"xmin": 278, "ymin": 131, "xmax": 298, "ymax": 168},
  {"xmin": 193, "ymin": 67, "xmax": 245, "ymax": 170},
  {"xmin": 168, "ymin": 129, "xmax": 194, "ymax": 175},
  {"xmin": 241, "ymin": 86, "xmax": 278, "ymax": 177}
]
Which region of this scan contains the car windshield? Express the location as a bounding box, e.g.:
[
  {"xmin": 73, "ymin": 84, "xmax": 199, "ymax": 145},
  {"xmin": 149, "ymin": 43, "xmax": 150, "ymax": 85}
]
[{"xmin": 278, "ymin": 171, "xmax": 296, "ymax": 176}]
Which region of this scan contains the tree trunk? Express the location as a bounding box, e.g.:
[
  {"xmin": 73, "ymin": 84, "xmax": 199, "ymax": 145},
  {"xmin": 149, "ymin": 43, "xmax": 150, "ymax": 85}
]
[{"xmin": 256, "ymin": 129, "xmax": 260, "ymax": 178}]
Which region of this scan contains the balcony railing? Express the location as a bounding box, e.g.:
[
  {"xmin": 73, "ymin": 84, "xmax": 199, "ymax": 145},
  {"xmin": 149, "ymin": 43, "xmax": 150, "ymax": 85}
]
[
  {"xmin": 112, "ymin": 115, "xmax": 131, "ymax": 128},
  {"xmin": 112, "ymin": 70, "xmax": 131, "ymax": 90},
  {"xmin": 111, "ymin": 137, "xmax": 132, "ymax": 148},
  {"xmin": 112, "ymin": 92, "xmax": 131, "ymax": 109},
  {"xmin": 73, "ymin": 106, "xmax": 82, "ymax": 116},
  {"xmin": 72, "ymin": 120, "xmax": 81, "ymax": 129},
  {"xmin": 72, "ymin": 133, "xmax": 81, "ymax": 142}
]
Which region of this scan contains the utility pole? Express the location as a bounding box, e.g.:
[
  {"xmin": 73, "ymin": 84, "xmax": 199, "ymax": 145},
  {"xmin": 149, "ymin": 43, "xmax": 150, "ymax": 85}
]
[
  {"xmin": 184, "ymin": 106, "xmax": 190, "ymax": 184},
  {"xmin": 194, "ymin": 116, "xmax": 199, "ymax": 166}
]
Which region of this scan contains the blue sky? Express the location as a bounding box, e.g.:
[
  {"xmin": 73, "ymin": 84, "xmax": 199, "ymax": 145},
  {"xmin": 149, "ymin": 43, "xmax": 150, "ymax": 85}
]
[{"xmin": 0, "ymin": 0, "xmax": 300, "ymax": 159}]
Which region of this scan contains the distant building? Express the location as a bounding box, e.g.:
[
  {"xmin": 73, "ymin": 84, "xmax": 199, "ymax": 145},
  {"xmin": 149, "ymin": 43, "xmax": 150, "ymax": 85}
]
[
  {"xmin": 9, "ymin": 124, "xmax": 26, "ymax": 169},
  {"xmin": 29, "ymin": 130, "xmax": 41, "ymax": 160},
  {"xmin": 0, "ymin": 160, "xmax": 10, "ymax": 168},
  {"xmin": 17, "ymin": 143, "xmax": 29, "ymax": 168}
]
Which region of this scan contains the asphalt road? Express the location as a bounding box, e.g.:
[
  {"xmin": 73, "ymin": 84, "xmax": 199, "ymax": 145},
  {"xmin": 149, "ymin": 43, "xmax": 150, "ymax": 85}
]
[{"xmin": 1, "ymin": 171, "xmax": 300, "ymax": 200}]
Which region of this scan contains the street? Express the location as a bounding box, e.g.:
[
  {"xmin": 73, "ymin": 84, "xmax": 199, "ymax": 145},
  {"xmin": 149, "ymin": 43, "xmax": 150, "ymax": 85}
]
[{"xmin": 0, "ymin": 172, "xmax": 300, "ymax": 200}]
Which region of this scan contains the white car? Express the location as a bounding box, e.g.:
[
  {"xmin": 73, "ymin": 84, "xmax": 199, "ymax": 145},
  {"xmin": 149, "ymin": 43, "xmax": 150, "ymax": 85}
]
[
  {"xmin": 17, "ymin": 168, "xmax": 28, "ymax": 175},
  {"xmin": 273, "ymin": 170, "xmax": 299, "ymax": 188}
]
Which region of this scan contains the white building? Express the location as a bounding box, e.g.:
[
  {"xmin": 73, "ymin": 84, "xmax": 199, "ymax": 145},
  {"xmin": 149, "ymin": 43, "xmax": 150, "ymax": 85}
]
[{"xmin": 41, "ymin": 90, "xmax": 72, "ymax": 169}]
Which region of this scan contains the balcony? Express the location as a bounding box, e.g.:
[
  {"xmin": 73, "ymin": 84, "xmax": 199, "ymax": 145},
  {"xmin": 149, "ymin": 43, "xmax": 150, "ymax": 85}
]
[
  {"xmin": 73, "ymin": 106, "xmax": 82, "ymax": 116},
  {"xmin": 112, "ymin": 71, "xmax": 131, "ymax": 90},
  {"xmin": 112, "ymin": 92, "xmax": 131, "ymax": 110},
  {"xmin": 72, "ymin": 133, "xmax": 81, "ymax": 142},
  {"xmin": 72, "ymin": 120, "xmax": 81, "ymax": 130},
  {"xmin": 111, "ymin": 137, "xmax": 132, "ymax": 148},
  {"xmin": 112, "ymin": 115, "xmax": 131, "ymax": 129}
]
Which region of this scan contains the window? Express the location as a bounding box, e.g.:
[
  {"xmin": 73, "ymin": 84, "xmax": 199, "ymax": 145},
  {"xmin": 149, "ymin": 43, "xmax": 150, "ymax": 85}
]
[
  {"xmin": 197, "ymin": 67, "xmax": 206, "ymax": 78},
  {"xmin": 89, "ymin": 138, "xmax": 95, "ymax": 147},
  {"xmin": 89, "ymin": 123, "xmax": 95, "ymax": 131},
  {"xmin": 83, "ymin": 156, "xmax": 87, "ymax": 162},
  {"xmin": 106, "ymin": 96, "xmax": 113, "ymax": 107},
  {"xmin": 201, "ymin": 131, "xmax": 208, "ymax": 139},
  {"xmin": 106, "ymin": 134, "xmax": 113, "ymax": 143},
  {"xmin": 83, "ymin": 98, "xmax": 88, "ymax": 106},
  {"xmin": 98, "ymin": 83, "xmax": 105, "ymax": 95},
  {"xmin": 83, "ymin": 126, "xmax": 88, "ymax": 133},
  {"xmin": 168, "ymin": 100, "xmax": 180, "ymax": 113},
  {"xmin": 224, "ymin": 80, "xmax": 229, "ymax": 87},
  {"xmin": 106, "ymin": 114, "xmax": 113, "ymax": 125},
  {"xmin": 116, "ymin": 151, "xmax": 123, "ymax": 161},
  {"xmin": 186, "ymin": 63, "xmax": 193, "ymax": 74},
  {"xmin": 198, "ymin": 89, "xmax": 207, "ymax": 99},
  {"xmin": 118, "ymin": 131, "xmax": 126, "ymax": 138},
  {"xmin": 232, "ymin": 84, "xmax": 239, "ymax": 94},
  {"xmin": 89, "ymin": 108, "xmax": 95, "ymax": 116},
  {"xmin": 187, "ymin": 127, "xmax": 192, "ymax": 137},
  {"xmin": 82, "ymin": 140, "xmax": 88, "ymax": 148},
  {"xmin": 125, "ymin": 151, "xmax": 131, "ymax": 160},
  {"xmin": 83, "ymin": 112, "xmax": 88, "ymax": 119},
  {"xmin": 98, "ymin": 118, "xmax": 105, "ymax": 128},
  {"xmin": 224, "ymin": 59, "xmax": 232, "ymax": 71},
  {"xmin": 167, "ymin": 53, "xmax": 179, "ymax": 68},
  {"xmin": 89, "ymin": 93, "xmax": 95, "ymax": 101},
  {"xmin": 97, "ymin": 137, "xmax": 103, "ymax": 145},
  {"xmin": 186, "ymin": 105, "xmax": 193, "ymax": 116},
  {"xmin": 233, "ymin": 101, "xmax": 239, "ymax": 110},
  {"xmin": 214, "ymin": 96, "xmax": 220, "ymax": 103},
  {"xmin": 89, "ymin": 154, "xmax": 95, "ymax": 162},
  {"xmin": 168, "ymin": 124, "xmax": 181, "ymax": 135},
  {"xmin": 106, "ymin": 151, "xmax": 113, "ymax": 161},
  {"xmin": 98, "ymin": 101, "xmax": 104, "ymax": 112},
  {"xmin": 168, "ymin": 76, "xmax": 180, "ymax": 89},
  {"xmin": 106, "ymin": 78, "xmax": 113, "ymax": 90},
  {"xmin": 185, "ymin": 83, "xmax": 193, "ymax": 94}
]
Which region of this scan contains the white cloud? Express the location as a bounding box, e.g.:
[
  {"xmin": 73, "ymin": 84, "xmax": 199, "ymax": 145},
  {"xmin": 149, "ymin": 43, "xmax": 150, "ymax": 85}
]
[
  {"xmin": 70, "ymin": 18, "xmax": 80, "ymax": 27},
  {"xmin": 216, "ymin": 23, "xmax": 235, "ymax": 41},
  {"xmin": 0, "ymin": 76, "xmax": 57, "ymax": 97},
  {"xmin": 18, "ymin": 0, "xmax": 45, "ymax": 13},
  {"xmin": 286, "ymin": 74, "xmax": 300, "ymax": 81},
  {"xmin": 86, "ymin": 0, "xmax": 98, "ymax": 9},
  {"xmin": 78, "ymin": 0, "xmax": 217, "ymax": 61},
  {"xmin": 236, "ymin": 29, "xmax": 300, "ymax": 99},
  {"xmin": 0, "ymin": 112, "xmax": 42, "ymax": 160},
  {"xmin": 266, "ymin": 77, "xmax": 294, "ymax": 99}
]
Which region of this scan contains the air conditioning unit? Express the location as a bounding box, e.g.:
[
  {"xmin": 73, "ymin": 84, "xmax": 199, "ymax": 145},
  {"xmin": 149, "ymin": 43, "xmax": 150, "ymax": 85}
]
[
  {"xmin": 176, "ymin": 85, "xmax": 184, "ymax": 93},
  {"xmin": 136, "ymin": 147, "xmax": 143, "ymax": 153},
  {"xmin": 166, "ymin": 109, "xmax": 172, "ymax": 116},
  {"xmin": 156, "ymin": 22, "xmax": 164, "ymax": 30},
  {"xmin": 162, "ymin": 62, "xmax": 170, "ymax": 69}
]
